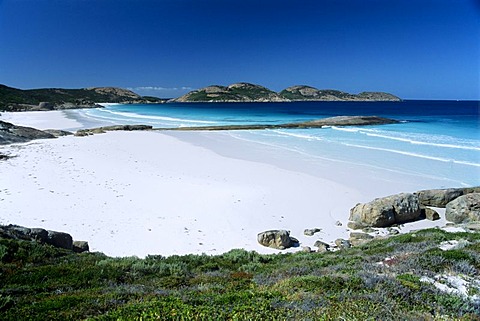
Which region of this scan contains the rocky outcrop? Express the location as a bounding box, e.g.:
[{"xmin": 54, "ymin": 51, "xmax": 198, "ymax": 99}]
[
  {"xmin": 257, "ymin": 230, "xmax": 299, "ymax": 250},
  {"xmin": 445, "ymin": 193, "xmax": 480, "ymax": 223},
  {"xmin": 75, "ymin": 124, "xmax": 153, "ymax": 136},
  {"xmin": 0, "ymin": 120, "xmax": 55, "ymax": 144},
  {"xmin": 162, "ymin": 116, "xmax": 400, "ymax": 132},
  {"xmin": 0, "ymin": 224, "xmax": 89, "ymax": 252},
  {"xmin": 349, "ymin": 193, "xmax": 422, "ymax": 228},
  {"xmin": 279, "ymin": 85, "xmax": 401, "ymax": 102},
  {"xmin": 43, "ymin": 129, "xmax": 73, "ymax": 137}
]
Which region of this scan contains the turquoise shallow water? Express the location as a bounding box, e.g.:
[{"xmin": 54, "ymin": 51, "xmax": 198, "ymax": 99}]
[{"xmin": 68, "ymin": 100, "xmax": 480, "ymax": 187}]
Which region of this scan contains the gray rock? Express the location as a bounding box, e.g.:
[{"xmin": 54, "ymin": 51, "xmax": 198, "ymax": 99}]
[
  {"xmin": 304, "ymin": 228, "xmax": 321, "ymax": 236},
  {"xmin": 301, "ymin": 246, "xmax": 312, "ymax": 253},
  {"xmin": 350, "ymin": 232, "xmax": 374, "ymax": 240},
  {"xmin": 423, "ymin": 207, "xmax": 440, "ymax": 221},
  {"xmin": 0, "ymin": 120, "xmax": 55, "ymax": 145},
  {"xmin": 347, "ymin": 221, "xmax": 365, "ymax": 230},
  {"xmin": 314, "ymin": 240, "xmax": 330, "ymax": 253},
  {"xmin": 445, "ymin": 193, "xmax": 480, "ymax": 224},
  {"xmin": 349, "ymin": 193, "xmax": 421, "ymax": 228},
  {"xmin": 349, "ymin": 232, "xmax": 374, "ymax": 247},
  {"xmin": 415, "ymin": 188, "xmax": 465, "ymax": 207},
  {"xmin": 257, "ymin": 230, "xmax": 298, "ymax": 250},
  {"xmin": 335, "ymin": 238, "xmax": 351, "ymax": 249},
  {"xmin": 43, "ymin": 129, "xmax": 73, "ymax": 137},
  {"xmin": 73, "ymin": 241, "xmax": 89, "ymax": 253},
  {"xmin": 47, "ymin": 230, "xmax": 73, "ymax": 250},
  {"xmin": 465, "ymin": 223, "xmax": 480, "ymax": 231}
]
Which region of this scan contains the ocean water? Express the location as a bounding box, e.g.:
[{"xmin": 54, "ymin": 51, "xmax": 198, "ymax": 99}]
[{"xmin": 68, "ymin": 100, "xmax": 480, "ymax": 187}]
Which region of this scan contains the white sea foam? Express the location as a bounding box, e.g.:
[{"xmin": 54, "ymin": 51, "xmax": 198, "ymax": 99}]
[
  {"xmin": 97, "ymin": 109, "xmax": 217, "ymax": 124},
  {"xmin": 331, "ymin": 126, "xmax": 480, "ymax": 151},
  {"xmin": 269, "ymin": 129, "xmax": 323, "ymax": 141},
  {"xmin": 342, "ymin": 142, "xmax": 480, "ymax": 167}
]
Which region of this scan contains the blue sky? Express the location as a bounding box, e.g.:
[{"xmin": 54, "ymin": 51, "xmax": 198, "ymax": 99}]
[{"xmin": 0, "ymin": 0, "xmax": 479, "ymax": 99}]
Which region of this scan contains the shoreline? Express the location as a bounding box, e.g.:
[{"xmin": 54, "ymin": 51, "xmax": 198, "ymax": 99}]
[{"xmin": 0, "ymin": 110, "xmax": 465, "ymax": 257}]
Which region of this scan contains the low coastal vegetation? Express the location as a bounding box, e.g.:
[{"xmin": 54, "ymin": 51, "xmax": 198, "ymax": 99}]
[{"xmin": 1, "ymin": 228, "xmax": 479, "ymax": 320}]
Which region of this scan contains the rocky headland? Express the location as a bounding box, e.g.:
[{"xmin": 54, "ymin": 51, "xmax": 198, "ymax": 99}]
[
  {"xmin": 170, "ymin": 83, "xmax": 402, "ymax": 103},
  {"xmin": 0, "ymin": 84, "xmax": 166, "ymax": 111}
]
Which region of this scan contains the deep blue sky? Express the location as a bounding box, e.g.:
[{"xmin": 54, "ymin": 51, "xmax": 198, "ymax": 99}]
[{"xmin": 0, "ymin": 0, "xmax": 479, "ymax": 99}]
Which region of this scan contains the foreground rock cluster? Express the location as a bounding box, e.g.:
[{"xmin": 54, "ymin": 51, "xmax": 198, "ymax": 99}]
[
  {"xmin": 258, "ymin": 186, "xmax": 480, "ymax": 252},
  {"xmin": 0, "ymin": 224, "xmax": 89, "ymax": 253},
  {"xmin": 349, "ymin": 187, "xmax": 480, "ymax": 228}
]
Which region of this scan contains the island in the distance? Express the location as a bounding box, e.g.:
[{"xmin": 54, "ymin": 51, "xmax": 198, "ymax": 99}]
[
  {"xmin": 170, "ymin": 83, "xmax": 402, "ymax": 103},
  {"xmin": 0, "ymin": 82, "xmax": 401, "ymax": 111}
]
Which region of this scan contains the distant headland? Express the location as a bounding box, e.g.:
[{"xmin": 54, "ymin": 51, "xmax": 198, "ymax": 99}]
[
  {"xmin": 0, "ymin": 84, "xmax": 167, "ymax": 111},
  {"xmin": 0, "ymin": 83, "xmax": 401, "ymax": 111}
]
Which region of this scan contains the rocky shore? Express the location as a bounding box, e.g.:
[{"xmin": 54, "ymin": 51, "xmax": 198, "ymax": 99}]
[{"xmin": 0, "ymin": 116, "xmax": 399, "ymax": 144}]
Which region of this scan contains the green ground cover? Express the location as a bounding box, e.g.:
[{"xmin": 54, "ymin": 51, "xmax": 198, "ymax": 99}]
[{"xmin": 1, "ymin": 228, "xmax": 479, "ymax": 320}]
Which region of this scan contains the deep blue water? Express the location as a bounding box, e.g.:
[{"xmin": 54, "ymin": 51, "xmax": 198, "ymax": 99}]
[{"xmin": 70, "ymin": 100, "xmax": 480, "ymax": 187}]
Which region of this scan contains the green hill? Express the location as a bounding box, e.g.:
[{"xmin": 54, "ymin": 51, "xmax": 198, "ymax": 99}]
[{"xmin": 0, "ymin": 85, "xmax": 166, "ymax": 111}]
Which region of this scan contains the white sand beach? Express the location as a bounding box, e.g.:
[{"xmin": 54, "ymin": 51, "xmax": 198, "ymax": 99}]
[{"xmin": 0, "ymin": 111, "xmax": 451, "ymax": 257}]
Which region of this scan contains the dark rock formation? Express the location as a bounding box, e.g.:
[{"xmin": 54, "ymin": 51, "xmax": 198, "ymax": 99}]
[
  {"xmin": 0, "ymin": 224, "xmax": 89, "ymax": 252},
  {"xmin": 257, "ymin": 230, "xmax": 299, "ymax": 250},
  {"xmin": 73, "ymin": 241, "xmax": 90, "ymax": 253},
  {"xmin": 0, "ymin": 120, "xmax": 55, "ymax": 144},
  {"xmin": 445, "ymin": 193, "xmax": 480, "ymax": 223},
  {"xmin": 349, "ymin": 193, "xmax": 422, "ymax": 227},
  {"xmin": 43, "ymin": 129, "xmax": 73, "ymax": 137},
  {"xmin": 47, "ymin": 230, "xmax": 73, "ymax": 250}
]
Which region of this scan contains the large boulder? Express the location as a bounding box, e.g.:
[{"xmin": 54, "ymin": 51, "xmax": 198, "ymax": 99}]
[
  {"xmin": 415, "ymin": 188, "xmax": 464, "ymax": 207},
  {"xmin": 445, "ymin": 193, "xmax": 480, "ymax": 224},
  {"xmin": 349, "ymin": 193, "xmax": 421, "ymax": 227},
  {"xmin": 257, "ymin": 230, "xmax": 298, "ymax": 250},
  {"xmin": 0, "ymin": 121, "xmax": 55, "ymax": 145},
  {"xmin": 46, "ymin": 230, "xmax": 73, "ymax": 250},
  {"xmin": 415, "ymin": 187, "xmax": 480, "ymax": 207}
]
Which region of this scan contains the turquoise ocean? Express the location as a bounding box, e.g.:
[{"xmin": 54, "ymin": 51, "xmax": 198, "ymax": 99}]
[{"xmin": 67, "ymin": 100, "xmax": 480, "ymax": 188}]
